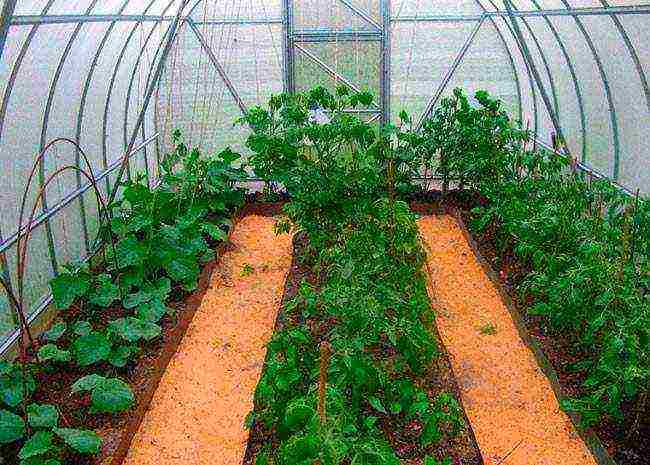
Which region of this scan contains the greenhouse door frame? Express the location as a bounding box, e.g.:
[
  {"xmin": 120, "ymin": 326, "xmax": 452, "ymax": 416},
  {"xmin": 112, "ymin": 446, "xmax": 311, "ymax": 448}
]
[{"xmin": 282, "ymin": 0, "xmax": 391, "ymax": 124}]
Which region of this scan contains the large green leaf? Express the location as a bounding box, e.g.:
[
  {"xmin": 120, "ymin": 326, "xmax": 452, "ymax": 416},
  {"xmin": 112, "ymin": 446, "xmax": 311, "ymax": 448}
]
[
  {"xmin": 71, "ymin": 374, "xmax": 105, "ymax": 394},
  {"xmin": 90, "ymin": 378, "xmax": 134, "ymax": 414},
  {"xmin": 72, "ymin": 332, "xmax": 111, "ymax": 366},
  {"xmin": 0, "ymin": 408, "xmax": 25, "ymax": 444},
  {"xmin": 108, "ymin": 317, "xmax": 161, "ymax": 343},
  {"xmin": 19, "ymin": 431, "xmax": 55, "ymax": 459},
  {"xmin": 164, "ymin": 256, "xmax": 199, "ymax": 283},
  {"xmin": 88, "ymin": 274, "xmax": 120, "ymax": 308},
  {"xmin": 107, "ymin": 345, "xmax": 139, "ymax": 368},
  {"xmin": 38, "ymin": 344, "xmax": 71, "ymax": 364},
  {"xmin": 42, "ymin": 321, "xmax": 66, "ymax": 342},
  {"xmin": 50, "ymin": 271, "xmax": 90, "ymax": 310},
  {"xmin": 0, "ymin": 364, "xmax": 36, "ymax": 408},
  {"xmin": 27, "ymin": 403, "xmax": 59, "ymax": 429},
  {"xmin": 136, "ymin": 299, "xmax": 168, "ymax": 323},
  {"xmin": 54, "ymin": 428, "xmax": 102, "ymax": 454},
  {"xmin": 122, "ymin": 290, "xmax": 152, "ymax": 309}
]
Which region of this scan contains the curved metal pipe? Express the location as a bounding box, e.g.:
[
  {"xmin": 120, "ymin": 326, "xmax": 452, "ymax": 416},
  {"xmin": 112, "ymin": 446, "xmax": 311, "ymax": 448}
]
[
  {"xmin": 558, "ymin": 0, "xmax": 621, "ymax": 179},
  {"xmin": 530, "ymin": 0, "xmax": 587, "ymax": 162},
  {"xmin": 122, "ymin": 0, "xmax": 178, "ymax": 184},
  {"xmin": 101, "ymin": 0, "xmax": 160, "ymax": 186},
  {"xmin": 599, "ymin": 0, "xmax": 649, "ymax": 113},
  {"xmin": 0, "ymin": 0, "xmax": 58, "ymax": 274},
  {"xmin": 471, "ymin": 0, "xmax": 523, "ymax": 122},
  {"xmin": 38, "ymin": 1, "xmax": 100, "ymax": 255}
]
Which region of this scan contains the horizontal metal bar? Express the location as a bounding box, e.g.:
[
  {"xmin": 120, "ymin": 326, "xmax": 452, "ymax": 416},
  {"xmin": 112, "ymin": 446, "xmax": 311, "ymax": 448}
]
[
  {"xmin": 393, "ymin": 6, "xmax": 650, "ymax": 22},
  {"xmin": 193, "ymin": 18, "xmax": 283, "ymax": 25},
  {"xmin": 534, "ymin": 137, "xmax": 636, "ymax": 197},
  {"xmin": 293, "ymin": 30, "xmax": 382, "ymax": 42},
  {"xmin": 0, "ymin": 133, "xmax": 159, "ymax": 255},
  {"xmin": 11, "ymin": 14, "xmax": 173, "ymax": 25}
]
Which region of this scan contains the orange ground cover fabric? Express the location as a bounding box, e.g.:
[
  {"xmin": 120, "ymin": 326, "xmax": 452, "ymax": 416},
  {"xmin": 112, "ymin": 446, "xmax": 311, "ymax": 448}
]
[
  {"xmin": 123, "ymin": 214, "xmax": 292, "ymax": 465},
  {"xmin": 418, "ymin": 214, "xmax": 596, "ymax": 465}
]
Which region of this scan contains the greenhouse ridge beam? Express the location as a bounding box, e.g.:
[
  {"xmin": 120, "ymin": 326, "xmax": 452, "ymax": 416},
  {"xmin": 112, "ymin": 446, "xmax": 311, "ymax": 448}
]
[
  {"xmin": 10, "ymin": 14, "xmax": 175, "ymax": 25},
  {"xmin": 394, "ymin": 6, "xmax": 650, "ymax": 22}
]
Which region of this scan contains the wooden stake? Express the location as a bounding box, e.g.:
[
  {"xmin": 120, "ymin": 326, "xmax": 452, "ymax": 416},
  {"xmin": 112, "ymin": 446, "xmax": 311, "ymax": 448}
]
[{"xmin": 318, "ymin": 341, "xmax": 332, "ymax": 426}]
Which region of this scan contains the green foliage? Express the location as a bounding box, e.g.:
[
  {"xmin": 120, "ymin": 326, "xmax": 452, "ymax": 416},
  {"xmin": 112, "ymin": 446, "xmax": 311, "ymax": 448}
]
[
  {"xmin": 72, "ymin": 374, "xmax": 134, "ymax": 414},
  {"xmin": 424, "ymin": 88, "xmax": 649, "ymax": 426},
  {"xmin": 0, "ymin": 408, "xmax": 25, "ymax": 444},
  {"xmin": 245, "ymin": 87, "xmax": 458, "ymax": 464},
  {"xmin": 53, "ymin": 428, "xmax": 102, "ymax": 454}
]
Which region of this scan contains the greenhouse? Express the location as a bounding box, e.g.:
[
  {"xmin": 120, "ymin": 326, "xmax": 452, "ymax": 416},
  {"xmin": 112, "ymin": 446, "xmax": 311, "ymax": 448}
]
[{"xmin": 0, "ymin": 1, "xmax": 648, "ymax": 464}]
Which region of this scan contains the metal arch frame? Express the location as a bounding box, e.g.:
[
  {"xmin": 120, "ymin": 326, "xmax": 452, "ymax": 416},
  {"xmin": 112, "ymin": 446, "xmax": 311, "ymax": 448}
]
[
  {"xmin": 101, "ymin": 0, "xmax": 162, "ymax": 188},
  {"xmin": 0, "ymin": 0, "xmax": 59, "ymax": 279},
  {"xmin": 514, "ymin": 14, "xmax": 560, "ymax": 121},
  {"xmin": 474, "ymin": 0, "xmax": 539, "ymax": 136},
  {"xmin": 38, "ymin": 0, "xmax": 100, "ymax": 257},
  {"xmin": 556, "ymin": 0, "xmax": 621, "ymax": 178},
  {"xmin": 504, "ymin": 1, "xmax": 570, "ymax": 159},
  {"xmin": 0, "ymin": 0, "xmax": 18, "ymax": 315},
  {"xmin": 122, "ymin": 1, "xmax": 179, "ymax": 184},
  {"xmin": 599, "ymin": 1, "xmax": 650, "ymax": 113},
  {"xmin": 106, "ymin": 0, "xmax": 193, "ymax": 206},
  {"xmin": 75, "ymin": 1, "xmax": 133, "ymax": 198},
  {"xmin": 0, "ymin": 0, "xmax": 17, "ymax": 62},
  {"xmin": 529, "ymin": 0, "xmax": 587, "ymax": 163}
]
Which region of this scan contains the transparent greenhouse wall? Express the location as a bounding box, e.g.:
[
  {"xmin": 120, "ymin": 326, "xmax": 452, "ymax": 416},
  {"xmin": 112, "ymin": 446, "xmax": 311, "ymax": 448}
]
[
  {"xmin": 0, "ymin": 0, "xmax": 649, "ymax": 352},
  {"xmin": 0, "ymin": 3, "xmax": 180, "ymax": 350}
]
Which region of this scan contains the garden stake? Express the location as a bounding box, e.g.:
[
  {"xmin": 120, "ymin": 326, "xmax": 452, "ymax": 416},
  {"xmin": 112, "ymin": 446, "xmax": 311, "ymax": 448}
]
[{"xmin": 318, "ymin": 341, "xmax": 332, "ymax": 426}]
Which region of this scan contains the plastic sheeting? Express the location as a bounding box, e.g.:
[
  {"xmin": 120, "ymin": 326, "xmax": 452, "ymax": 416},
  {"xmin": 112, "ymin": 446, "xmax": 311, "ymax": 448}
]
[{"xmin": 0, "ymin": 0, "xmax": 648, "ymax": 350}]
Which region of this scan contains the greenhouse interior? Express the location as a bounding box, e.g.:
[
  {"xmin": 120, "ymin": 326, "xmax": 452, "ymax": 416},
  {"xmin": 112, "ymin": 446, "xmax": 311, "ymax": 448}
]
[{"xmin": 0, "ymin": 1, "xmax": 648, "ymax": 464}]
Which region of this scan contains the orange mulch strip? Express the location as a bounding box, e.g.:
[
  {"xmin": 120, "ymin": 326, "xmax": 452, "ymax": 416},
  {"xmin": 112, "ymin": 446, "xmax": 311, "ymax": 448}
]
[
  {"xmin": 123, "ymin": 214, "xmax": 292, "ymax": 465},
  {"xmin": 418, "ymin": 214, "xmax": 596, "ymax": 465}
]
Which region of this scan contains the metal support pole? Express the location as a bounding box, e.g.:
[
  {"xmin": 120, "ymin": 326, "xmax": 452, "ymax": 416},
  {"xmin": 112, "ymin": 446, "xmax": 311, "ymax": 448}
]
[
  {"xmin": 417, "ymin": 16, "xmax": 486, "ymax": 129},
  {"xmin": 380, "ymin": 0, "xmax": 391, "ymax": 124},
  {"xmin": 503, "ymin": 1, "xmax": 571, "ymax": 158},
  {"xmin": 282, "ymin": 0, "xmax": 295, "ymax": 93},
  {"xmin": 186, "ymin": 19, "xmax": 247, "ymax": 115},
  {"xmin": 107, "ymin": 0, "xmax": 190, "ymax": 205},
  {"xmin": 0, "ymin": 0, "xmax": 17, "ymax": 61}
]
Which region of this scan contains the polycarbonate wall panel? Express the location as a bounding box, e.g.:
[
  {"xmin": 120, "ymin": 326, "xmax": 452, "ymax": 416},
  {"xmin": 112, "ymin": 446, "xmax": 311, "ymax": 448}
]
[
  {"xmin": 390, "ymin": 20, "xmax": 479, "ymax": 121},
  {"xmin": 0, "ymin": 0, "xmax": 649, "ymax": 350}
]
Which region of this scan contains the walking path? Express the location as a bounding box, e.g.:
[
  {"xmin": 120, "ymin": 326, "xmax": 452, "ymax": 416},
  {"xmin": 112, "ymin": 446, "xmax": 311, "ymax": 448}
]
[
  {"xmin": 123, "ymin": 213, "xmax": 292, "ymax": 465},
  {"xmin": 418, "ymin": 213, "xmax": 596, "ymax": 465}
]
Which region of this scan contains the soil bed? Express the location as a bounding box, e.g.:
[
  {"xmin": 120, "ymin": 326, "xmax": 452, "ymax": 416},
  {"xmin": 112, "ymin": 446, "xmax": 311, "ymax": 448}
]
[
  {"xmin": 0, "ymin": 202, "xmax": 284, "ymax": 465},
  {"xmin": 433, "ymin": 192, "xmax": 648, "ymax": 465},
  {"xmin": 243, "ymin": 231, "xmax": 484, "ymax": 465}
]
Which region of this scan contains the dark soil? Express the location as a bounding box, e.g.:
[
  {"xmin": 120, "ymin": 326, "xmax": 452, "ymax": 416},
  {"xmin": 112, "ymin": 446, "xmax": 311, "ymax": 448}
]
[
  {"xmin": 435, "ymin": 191, "xmax": 648, "ymax": 465},
  {"xmin": 243, "ymin": 231, "xmax": 484, "ymax": 465},
  {"xmin": 0, "ymin": 202, "xmax": 286, "ymax": 465}
]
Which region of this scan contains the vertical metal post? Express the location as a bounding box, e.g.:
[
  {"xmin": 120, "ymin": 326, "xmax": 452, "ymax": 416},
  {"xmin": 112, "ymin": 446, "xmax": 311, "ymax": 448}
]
[
  {"xmin": 282, "ymin": 0, "xmax": 295, "ymax": 93},
  {"xmin": 503, "ymin": 0, "xmax": 570, "ymax": 158},
  {"xmin": 380, "ymin": 0, "xmax": 391, "ymax": 124},
  {"xmin": 0, "ymin": 0, "xmax": 17, "ymax": 62}
]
